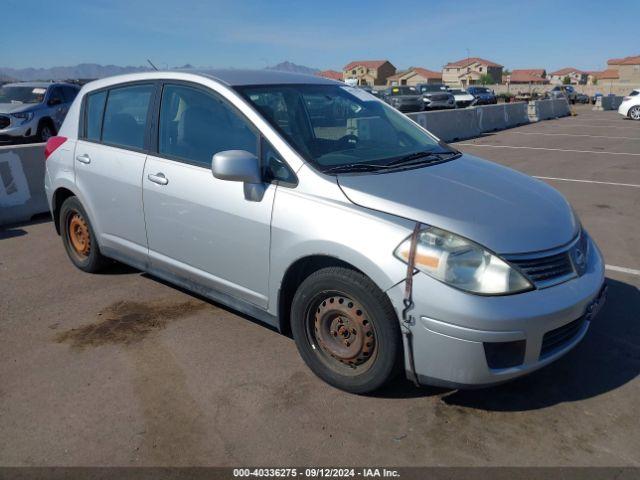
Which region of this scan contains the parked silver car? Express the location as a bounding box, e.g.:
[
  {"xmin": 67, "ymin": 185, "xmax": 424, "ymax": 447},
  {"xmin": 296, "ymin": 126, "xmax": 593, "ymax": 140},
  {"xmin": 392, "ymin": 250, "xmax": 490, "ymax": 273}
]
[
  {"xmin": 416, "ymin": 83, "xmax": 456, "ymax": 110},
  {"xmin": 45, "ymin": 71, "xmax": 606, "ymax": 393},
  {"xmin": 0, "ymin": 82, "xmax": 80, "ymax": 143}
]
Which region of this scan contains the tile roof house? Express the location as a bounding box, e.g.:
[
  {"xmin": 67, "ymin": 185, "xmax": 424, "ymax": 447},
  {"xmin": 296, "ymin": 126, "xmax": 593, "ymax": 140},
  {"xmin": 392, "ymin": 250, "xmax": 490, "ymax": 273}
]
[
  {"xmin": 343, "ymin": 60, "xmax": 396, "ymax": 86},
  {"xmin": 547, "ymin": 67, "xmax": 587, "ymax": 85},
  {"xmin": 386, "ymin": 67, "xmax": 442, "ymax": 86},
  {"xmin": 508, "ymin": 69, "xmax": 549, "ymax": 84},
  {"xmin": 317, "ymin": 70, "xmax": 343, "ymax": 81},
  {"xmin": 586, "ymin": 69, "xmax": 620, "ymax": 85},
  {"xmin": 607, "ymin": 55, "xmax": 640, "ymax": 83},
  {"xmin": 442, "ymin": 57, "xmax": 503, "ymax": 86}
]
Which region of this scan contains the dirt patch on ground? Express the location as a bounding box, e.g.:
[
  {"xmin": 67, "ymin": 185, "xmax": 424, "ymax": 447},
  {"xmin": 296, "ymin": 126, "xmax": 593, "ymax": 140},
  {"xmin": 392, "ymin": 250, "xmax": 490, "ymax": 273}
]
[{"xmin": 55, "ymin": 300, "xmax": 207, "ymax": 349}]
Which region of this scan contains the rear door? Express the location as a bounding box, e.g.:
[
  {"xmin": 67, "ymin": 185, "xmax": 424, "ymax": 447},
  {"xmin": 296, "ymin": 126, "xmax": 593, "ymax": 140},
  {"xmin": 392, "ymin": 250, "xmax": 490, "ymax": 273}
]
[
  {"xmin": 142, "ymin": 82, "xmax": 275, "ymax": 308},
  {"xmin": 74, "ymin": 83, "xmax": 156, "ymax": 268}
]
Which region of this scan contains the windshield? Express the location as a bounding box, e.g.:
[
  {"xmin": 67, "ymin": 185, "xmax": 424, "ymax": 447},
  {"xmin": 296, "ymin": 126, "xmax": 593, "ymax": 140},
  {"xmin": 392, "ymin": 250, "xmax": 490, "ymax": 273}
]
[
  {"xmin": 471, "ymin": 87, "xmax": 490, "ymax": 94},
  {"xmin": 419, "ymin": 85, "xmax": 446, "ymax": 93},
  {"xmin": 236, "ymin": 84, "xmax": 454, "ymax": 172},
  {"xmin": 449, "ymin": 89, "xmax": 466, "ymax": 95},
  {"xmin": 0, "ymin": 86, "xmax": 47, "ymax": 104},
  {"xmin": 389, "ymin": 86, "xmax": 418, "ymax": 96}
]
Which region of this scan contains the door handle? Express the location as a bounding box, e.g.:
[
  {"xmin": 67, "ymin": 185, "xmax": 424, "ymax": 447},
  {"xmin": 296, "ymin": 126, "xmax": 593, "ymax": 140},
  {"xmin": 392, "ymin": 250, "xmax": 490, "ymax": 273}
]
[
  {"xmin": 147, "ymin": 172, "xmax": 168, "ymax": 185},
  {"xmin": 76, "ymin": 154, "xmax": 91, "ymax": 164}
]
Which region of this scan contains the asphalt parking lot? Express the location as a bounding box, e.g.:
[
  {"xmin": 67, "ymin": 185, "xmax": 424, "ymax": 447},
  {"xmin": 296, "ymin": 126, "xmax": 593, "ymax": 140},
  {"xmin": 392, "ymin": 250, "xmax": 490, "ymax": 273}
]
[{"xmin": 1, "ymin": 104, "xmax": 639, "ymax": 467}]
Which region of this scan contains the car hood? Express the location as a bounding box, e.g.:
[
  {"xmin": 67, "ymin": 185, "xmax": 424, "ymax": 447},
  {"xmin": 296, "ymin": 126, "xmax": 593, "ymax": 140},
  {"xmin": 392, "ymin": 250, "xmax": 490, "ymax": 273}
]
[
  {"xmin": 337, "ymin": 154, "xmax": 578, "ymax": 254},
  {"xmin": 0, "ymin": 103, "xmax": 35, "ymax": 114}
]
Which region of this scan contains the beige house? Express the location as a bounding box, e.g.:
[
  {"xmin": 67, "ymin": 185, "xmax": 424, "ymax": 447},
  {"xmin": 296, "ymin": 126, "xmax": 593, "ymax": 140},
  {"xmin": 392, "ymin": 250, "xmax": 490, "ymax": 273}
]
[
  {"xmin": 386, "ymin": 67, "xmax": 442, "ymax": 86},
  {"xmin": 607, "ymin": 55, "xmax": 640, "ymax": 83},
  {"xmin": 442, "ymin": 57, "xmax": 503, "ymax": 86},
  {"xmin": 586, "ymin": 69, "xmax": 619, "ymax": 85},
  {"xmin": 342, "ymin": 60, "xmax": 396, "ymax": 86},
  {"xmin": 507, "ymin": 69, "xmax": 548, "ymax": 85},
  {"xmin": 317, "ymin": 70, "xmax": 343, "ymax": 82},
  {"xmin": 547, "ymin": 68, "xmax": 587, "ymax": 85}
]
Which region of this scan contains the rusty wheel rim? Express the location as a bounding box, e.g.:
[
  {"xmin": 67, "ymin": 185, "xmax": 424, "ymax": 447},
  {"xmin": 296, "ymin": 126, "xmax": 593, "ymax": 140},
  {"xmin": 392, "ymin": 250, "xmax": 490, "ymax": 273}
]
[
  {"xmin": 67, "ymin": 212, "xmax": 91, "ymax": 259},
  {"xmin": 310, "ymin": 294, "xmax": 376, "ymax": 373}
]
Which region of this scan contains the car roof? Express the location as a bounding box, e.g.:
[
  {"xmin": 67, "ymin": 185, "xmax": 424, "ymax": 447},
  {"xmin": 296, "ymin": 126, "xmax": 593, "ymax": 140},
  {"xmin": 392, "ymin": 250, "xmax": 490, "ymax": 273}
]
[
  {"xmin": 89, "ymin": 69, "xmax": 339, "ymax": 89},
  {"xmin": 195, "ymin": 69, "xmax": 338, "ymax": 86},
  {"xmin": 3, "ymin": 81, "xmax": 78, "ymax": 88}
]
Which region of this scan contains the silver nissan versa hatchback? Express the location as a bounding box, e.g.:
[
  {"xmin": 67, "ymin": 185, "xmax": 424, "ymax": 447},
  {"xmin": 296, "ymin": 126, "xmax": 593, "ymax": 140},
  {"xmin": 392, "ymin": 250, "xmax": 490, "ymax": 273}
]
[{"xmin": 44, "ymin": 70, "xmax": 607, "ymax": 393}]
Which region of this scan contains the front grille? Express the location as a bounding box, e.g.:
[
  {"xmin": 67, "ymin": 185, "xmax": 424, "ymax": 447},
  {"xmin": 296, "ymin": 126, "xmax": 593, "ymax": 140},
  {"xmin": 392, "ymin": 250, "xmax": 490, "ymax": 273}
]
[
  {"xmin": 0, "ymin": 115, "xmax": 10, "ymax": 130},
  {"xmin": 430, "ymin": 93, "xmax": 450, "ymax": 101},
  {"xmin": 509, "ymin": 252, "xmax": 575, "ymax": 287},
  {"xmin": 540, "ymin": 316, "xmax": 586, "ymax": 357}
]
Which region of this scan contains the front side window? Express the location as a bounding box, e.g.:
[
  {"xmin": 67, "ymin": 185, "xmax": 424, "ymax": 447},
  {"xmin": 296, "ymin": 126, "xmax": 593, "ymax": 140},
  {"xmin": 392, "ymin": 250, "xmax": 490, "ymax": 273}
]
[
  {"xmin": 237, "ymin": 84, "xmax": 453, "ymax": 172},
  {"xmin": 84, "ymin": 90, "xmax": 107, "ymax": 142},
  {"xmin": 158, "ymin": 84, "xmax": 257, "ymax": 167},
  {"xmin": 102, "ymin": 84, "xmax": 153, "ymax": 150},
  {"xmin": 62, "ymin": 86, "xmax": 79, "ymax": 103},
  {"xmin": 49, "ymin": 87, "xmax": 64, "ymax": 105}
]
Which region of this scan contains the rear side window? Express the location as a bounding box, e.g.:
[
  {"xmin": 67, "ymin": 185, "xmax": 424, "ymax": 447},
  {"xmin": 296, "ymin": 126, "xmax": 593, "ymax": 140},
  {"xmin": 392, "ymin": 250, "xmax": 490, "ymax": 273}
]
[
  {"xmin": 102, "ymin": 84, "xmax": 153, "ymax": 150},
  {"xmin": 630, "ymin": 90, "xmax": 639, "ymax": 97},
  {"xmin": 85, "ymin": 91, "xmax": 107, "ymax": 142},
  {"xmin": 158, "ymin": 84, "xmax": 257, "ymax": 167}
]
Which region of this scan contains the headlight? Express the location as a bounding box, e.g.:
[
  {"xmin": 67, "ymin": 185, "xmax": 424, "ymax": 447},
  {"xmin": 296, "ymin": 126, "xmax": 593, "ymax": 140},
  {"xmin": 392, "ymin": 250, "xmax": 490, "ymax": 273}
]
[
  {"xmin": 11, "ymin": 112, "xmax": 34, "ymax": 123},
  {"xmin": 394, "ymin": 226, "xmax": 533, "ymax": 295}
]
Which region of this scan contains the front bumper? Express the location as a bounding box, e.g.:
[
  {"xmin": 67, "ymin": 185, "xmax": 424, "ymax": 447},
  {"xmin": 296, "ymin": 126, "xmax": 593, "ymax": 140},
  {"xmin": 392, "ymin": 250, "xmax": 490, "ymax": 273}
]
[
  {"xmin": 387, "ymin": 237, "xmax": 606, "ymax": 388},
  {"xmin": 0, "ymin": 117, "xmax": 36, "ymax": 140}
]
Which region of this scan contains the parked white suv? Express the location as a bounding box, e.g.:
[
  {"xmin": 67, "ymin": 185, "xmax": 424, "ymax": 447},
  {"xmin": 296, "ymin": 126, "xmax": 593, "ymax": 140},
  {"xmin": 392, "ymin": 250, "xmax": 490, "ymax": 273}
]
[{"xmin": 618, "ymin": 89, "xmax": 640, "ymax": 120}]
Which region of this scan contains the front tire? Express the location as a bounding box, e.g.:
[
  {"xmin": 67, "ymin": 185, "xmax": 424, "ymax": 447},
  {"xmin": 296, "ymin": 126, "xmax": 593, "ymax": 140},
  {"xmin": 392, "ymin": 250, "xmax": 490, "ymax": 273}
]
[
  {"xmin": 629, "ymin": 106, "xmax": 640, "ymax": 121},
  {"xmin": 36, "ymin": 121, "xmax": 55, "ymax": 142},
  {"xmin": 290, "ymin": 267, "xmax": 402, "ymax": 394},
  {"xmin": 60, "ymin": 196, "xmax": 108, "ymax": 273}
]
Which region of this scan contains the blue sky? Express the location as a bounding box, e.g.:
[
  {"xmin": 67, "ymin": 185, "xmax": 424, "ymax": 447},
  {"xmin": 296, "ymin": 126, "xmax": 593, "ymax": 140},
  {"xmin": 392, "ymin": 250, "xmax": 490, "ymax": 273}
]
[{"xmin": 4, "ymin": 0, "xmax": 640, "ymax": 72}]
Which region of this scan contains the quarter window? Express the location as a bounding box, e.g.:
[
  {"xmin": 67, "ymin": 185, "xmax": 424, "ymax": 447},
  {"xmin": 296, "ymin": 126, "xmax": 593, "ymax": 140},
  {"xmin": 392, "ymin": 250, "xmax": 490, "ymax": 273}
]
[
  {"xmin": 158, "ymin": 84, "xmax": 257, "ymax": 167},
  {"xmin": 102, "ymin": 84, "xmax": 153, "ymax": 150},
  {"xmin": 84, "ymin": 91, "xmax": 107, "ymax": 142}
]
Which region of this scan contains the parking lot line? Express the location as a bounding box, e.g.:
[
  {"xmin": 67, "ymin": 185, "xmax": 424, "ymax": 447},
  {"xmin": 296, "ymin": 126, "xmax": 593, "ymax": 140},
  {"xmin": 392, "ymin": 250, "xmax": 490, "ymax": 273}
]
[
  {"xmin": 533, "ymin": 176, "xmax": 640, "ymax": 188},
  {"xmin": 533, "ymin": 123, "xmax": 640, "ymax": 130},
  {"xmin": 512, "ymin": 132, "xmax": 640, "ymax": 141},
  {"xmin": 456, "ymin": 144, "xmax": 640, "ymax": 156},
  {"xmin": 605, "ymin": 265, "xmax": 640, "ymax": 276}
]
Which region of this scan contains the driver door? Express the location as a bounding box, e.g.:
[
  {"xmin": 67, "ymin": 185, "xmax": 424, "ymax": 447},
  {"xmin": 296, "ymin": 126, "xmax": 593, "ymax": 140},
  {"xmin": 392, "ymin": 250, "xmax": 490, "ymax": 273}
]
[{"xmin": 142, "ymin": 83, "xmax": 275, "ymax": 308}]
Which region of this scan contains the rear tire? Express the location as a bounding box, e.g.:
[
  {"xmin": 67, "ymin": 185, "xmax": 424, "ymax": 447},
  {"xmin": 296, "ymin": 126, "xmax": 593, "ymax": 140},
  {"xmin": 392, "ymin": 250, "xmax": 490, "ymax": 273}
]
[
  {"xmin": 629, "ymin": 106, "xmax": 640, "ymax": 121},
  {"xmin": 290, "ymin": 267, "xmax": 402, "ymax": 394},
  {"xmin": 60, "ymin": 196, "xmax": 108, "ymax": 273}
]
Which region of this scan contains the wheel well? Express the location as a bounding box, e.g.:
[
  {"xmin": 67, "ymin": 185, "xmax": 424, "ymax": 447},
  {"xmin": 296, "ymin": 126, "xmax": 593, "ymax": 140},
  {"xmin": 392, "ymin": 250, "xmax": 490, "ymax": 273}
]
[
  {"xmin": 277, "ymin": 255, "xmax": 362, "ymax": 335},
  {"xmin": 52, "ymin": 188, "xmax": 75, "ymax": 234}
]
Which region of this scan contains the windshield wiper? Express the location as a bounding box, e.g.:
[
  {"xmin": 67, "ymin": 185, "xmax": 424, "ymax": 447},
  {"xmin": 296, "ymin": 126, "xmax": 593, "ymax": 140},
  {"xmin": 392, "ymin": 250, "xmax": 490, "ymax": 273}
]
[
  {"xmin": 322, "ymin": 163, "xmax": 392, "ymax": 174},
  {"xmin": 387, "ymin": 150, "xmax": 461, "ymax": 167}
]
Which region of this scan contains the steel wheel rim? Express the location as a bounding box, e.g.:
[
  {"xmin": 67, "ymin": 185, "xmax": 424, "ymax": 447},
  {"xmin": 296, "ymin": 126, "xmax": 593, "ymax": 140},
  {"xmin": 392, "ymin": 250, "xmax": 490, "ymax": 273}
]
[
  {"xmin": 41, "ymin": 126, "xmax": 53, "ymax": 141},
  {"xmin": 306, "ymin": 291, "xmax": 377, "ymax": 375},
  {"xmin": 68, "ymin": 212, "xmax": 91, "ymax": 259}
]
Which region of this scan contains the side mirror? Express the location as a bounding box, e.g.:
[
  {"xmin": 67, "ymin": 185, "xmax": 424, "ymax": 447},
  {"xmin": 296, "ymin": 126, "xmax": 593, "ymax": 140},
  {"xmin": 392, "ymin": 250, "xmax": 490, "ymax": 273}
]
[
  {"xmin": 48, "ymin": 97, "xmax": 62, "ymax": 106},
  {"xmin": 211, "ymin": 150, "xmax": 262, "ymax": 184}
]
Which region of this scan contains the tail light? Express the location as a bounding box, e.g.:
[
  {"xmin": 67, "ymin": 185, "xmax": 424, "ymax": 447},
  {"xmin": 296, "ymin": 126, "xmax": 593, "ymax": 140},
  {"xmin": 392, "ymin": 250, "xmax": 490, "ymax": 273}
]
[
  {"xmin": 623, "ymin": 96, "xmax": 631, "ymax": 101},
  {"xmin": 44, "ymin": 136, "xmax": 67, "ymax": 160}
]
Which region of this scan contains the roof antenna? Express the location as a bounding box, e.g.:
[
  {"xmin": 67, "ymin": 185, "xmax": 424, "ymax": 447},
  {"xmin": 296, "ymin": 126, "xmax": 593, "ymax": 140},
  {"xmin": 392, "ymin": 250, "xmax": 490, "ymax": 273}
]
[{"xmin": 147, "ymin": 59, "xmax": 159, "ymax": 71}]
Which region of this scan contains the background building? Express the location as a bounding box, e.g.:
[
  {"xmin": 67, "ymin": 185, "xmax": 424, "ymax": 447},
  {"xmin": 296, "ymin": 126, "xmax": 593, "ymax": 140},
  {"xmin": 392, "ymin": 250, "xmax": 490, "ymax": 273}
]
[
  {"xmin": 386, "ymin": 67, "xmax": 442, "ymax": 86},
  {"xmin": 547, "ymin": 68, "xmax": 587, "ymax": 85},
  {"xmin": 607, "ymin": 55, "xmax": 640, "ymax": 83},
  {"xmin": 317, "ymin": 70, "xmax": 343, "ymax": 81},
  {"xmin": 442, "ymin": 57, "xmax": 503, "ymax": 86},
  {"xmin": 507, "ymin": 69, "xmax": 549, "ymax": 85},
  {"xmin": 342, "ymin": 60, "xmax": 396, "ymax": 86}
]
